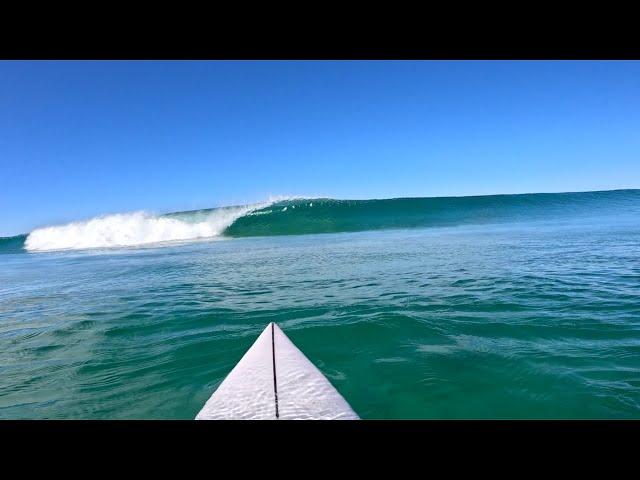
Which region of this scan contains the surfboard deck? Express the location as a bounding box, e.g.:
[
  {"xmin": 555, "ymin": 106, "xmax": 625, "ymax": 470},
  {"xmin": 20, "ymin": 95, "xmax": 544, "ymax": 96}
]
[{"xmin": 196, "ymin": 323, "xmax": 359, "ymax": 420}]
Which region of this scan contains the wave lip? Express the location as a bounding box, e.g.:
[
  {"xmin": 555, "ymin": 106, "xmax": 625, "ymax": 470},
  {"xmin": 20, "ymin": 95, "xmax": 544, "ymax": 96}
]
[{"xmin": 24, "ymin": 202, "xmax": 271, "ymax": 252}]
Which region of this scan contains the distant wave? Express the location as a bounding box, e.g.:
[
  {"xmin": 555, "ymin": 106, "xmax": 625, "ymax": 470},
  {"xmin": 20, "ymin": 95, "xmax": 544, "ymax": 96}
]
[{"xmin": 2, "ymin": 189, "xmax": 639, "ymax": 254}]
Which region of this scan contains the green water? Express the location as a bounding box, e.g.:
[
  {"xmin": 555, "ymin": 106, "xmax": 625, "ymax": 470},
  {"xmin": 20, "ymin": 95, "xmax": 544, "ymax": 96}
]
[{"xmin": 1, "ymin": 190, "xmax": 639, "ymax": 418}]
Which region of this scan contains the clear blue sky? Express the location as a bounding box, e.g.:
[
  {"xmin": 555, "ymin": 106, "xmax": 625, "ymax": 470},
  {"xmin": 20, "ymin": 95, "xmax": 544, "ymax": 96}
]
[{"xmin": 1, "ymin": 60, "xmax": 639, "ymax": 236}]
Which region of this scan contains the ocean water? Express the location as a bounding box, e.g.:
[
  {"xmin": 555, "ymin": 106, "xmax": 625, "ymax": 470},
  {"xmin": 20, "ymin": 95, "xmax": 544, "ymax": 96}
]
[{"xmin": 1, "ymin": 190, "xmax": 640, "ymax": 419}]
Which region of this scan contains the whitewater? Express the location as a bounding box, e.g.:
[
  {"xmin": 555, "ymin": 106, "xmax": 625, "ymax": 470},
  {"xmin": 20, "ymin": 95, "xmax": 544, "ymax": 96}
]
[{"xmin": 23, "ymin": 199, "xmax": 282, "ymax": 252}]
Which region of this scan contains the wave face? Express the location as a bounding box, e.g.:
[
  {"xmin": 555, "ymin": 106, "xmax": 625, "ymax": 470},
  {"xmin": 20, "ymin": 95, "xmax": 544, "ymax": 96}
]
[
  {"xmin": 0, "ymin": 234, "xmax": 28, "ymax": 254},
  {"xmin": 225, "ymin": 190, "xmax": 640, "ymax": 237},
  {"xmin": 23, "ymin": 203, "xmax": 268, "ymax": 252},
  {"xmin": 3, "ymin": 189, "xmax": 639, "ymax": 253}
]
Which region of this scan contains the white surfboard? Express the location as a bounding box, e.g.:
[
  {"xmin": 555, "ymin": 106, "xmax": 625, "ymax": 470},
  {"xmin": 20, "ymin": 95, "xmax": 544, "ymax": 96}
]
[{"xmin": 196, "ymin": 323, "xmax": 359, "ymax": 420}]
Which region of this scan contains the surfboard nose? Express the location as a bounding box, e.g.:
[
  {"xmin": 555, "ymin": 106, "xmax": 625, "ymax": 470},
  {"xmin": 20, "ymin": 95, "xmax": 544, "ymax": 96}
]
[{"xmin": 196, "ymin": 322, "xmax": 359, "ymax": 420}]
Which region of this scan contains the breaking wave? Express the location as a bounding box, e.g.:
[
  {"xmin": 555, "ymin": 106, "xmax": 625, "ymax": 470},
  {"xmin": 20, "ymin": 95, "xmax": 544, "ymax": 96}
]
[
  {"xmin": 3, "ymin": 189, "xmax": 638, "ymax": 253},
  {"xmin": 23, "ymin": 202, "xmax": 272, "ymax": 252}
]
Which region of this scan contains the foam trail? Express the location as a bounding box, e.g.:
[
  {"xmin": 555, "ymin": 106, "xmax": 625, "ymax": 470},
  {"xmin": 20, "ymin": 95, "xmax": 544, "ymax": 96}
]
[{"xmin": 25, "ymin": 202, "xmax": 271, "ymax": 252}]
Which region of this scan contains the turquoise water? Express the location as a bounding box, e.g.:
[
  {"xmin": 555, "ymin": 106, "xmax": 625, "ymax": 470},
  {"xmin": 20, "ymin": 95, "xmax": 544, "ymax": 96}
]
[{"xmin": 1, "ymin": 190, "xmax": 640, "ymax": 418}]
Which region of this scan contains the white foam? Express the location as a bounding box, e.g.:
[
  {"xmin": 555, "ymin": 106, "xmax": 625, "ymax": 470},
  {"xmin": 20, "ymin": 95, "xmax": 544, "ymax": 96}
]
[{"xmin": 25, "ymin": 202, "xmax": 271, "ymax": 252}]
